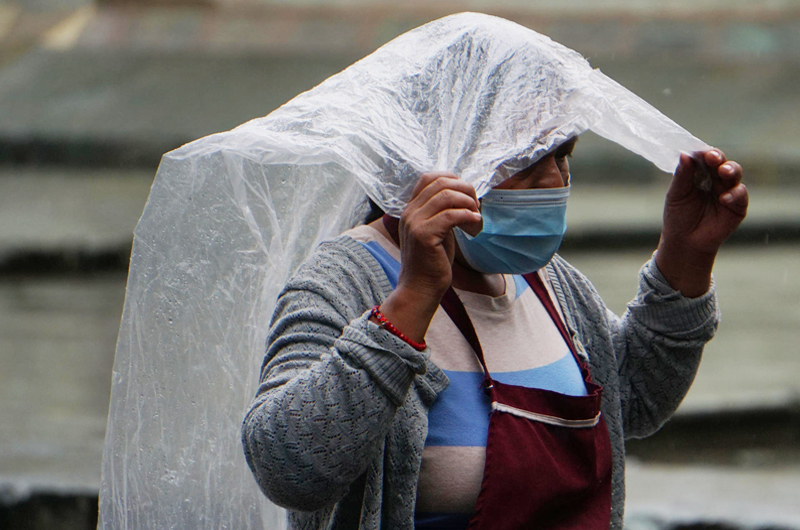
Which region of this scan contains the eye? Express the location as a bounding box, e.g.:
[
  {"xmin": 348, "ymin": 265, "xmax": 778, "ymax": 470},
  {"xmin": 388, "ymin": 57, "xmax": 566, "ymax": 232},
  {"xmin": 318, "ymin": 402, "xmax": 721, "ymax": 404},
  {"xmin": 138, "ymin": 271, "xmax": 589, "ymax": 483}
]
[
  {"xmin": 553, "ymin": 137, "xmax": 578, "ymax": 160},
  {"xmin": 555, "ymin": 151, "xmax": 572, "ymax": 165},
  {"xmin": 554, "ymin": 147, "xmax": 575, "ymax": 160}
]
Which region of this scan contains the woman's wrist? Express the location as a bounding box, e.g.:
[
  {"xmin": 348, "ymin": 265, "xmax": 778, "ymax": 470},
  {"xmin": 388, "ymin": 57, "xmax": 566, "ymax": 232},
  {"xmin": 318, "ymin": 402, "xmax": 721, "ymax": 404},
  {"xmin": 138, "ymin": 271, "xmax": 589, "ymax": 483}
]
[
  {"xmin": 370, "ymin": 306, "xmax": 427, "ymax": 350},
  {"xmin": 370, "ymin": 284, "xmax": 442, "ymax": 344},
  {"xmin": 654, "ymin": 238, "xmax": 716, "ymax": 298}
]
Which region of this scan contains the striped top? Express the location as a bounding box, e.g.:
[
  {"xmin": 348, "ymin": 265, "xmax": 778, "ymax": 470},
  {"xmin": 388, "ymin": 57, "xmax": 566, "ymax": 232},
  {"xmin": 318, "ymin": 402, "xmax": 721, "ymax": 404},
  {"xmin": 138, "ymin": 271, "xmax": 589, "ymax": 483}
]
[{"xmin": 345, "ymin": 224, "xmax": 587, "ymax": 527}]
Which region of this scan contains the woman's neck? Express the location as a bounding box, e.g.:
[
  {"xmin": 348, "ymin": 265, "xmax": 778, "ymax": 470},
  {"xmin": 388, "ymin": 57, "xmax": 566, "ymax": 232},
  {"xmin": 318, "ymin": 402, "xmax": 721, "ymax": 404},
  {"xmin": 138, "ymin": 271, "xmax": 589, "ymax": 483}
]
[{"xmin": 451, "ymin": 254, "xmax": 506, "ymax": 297}]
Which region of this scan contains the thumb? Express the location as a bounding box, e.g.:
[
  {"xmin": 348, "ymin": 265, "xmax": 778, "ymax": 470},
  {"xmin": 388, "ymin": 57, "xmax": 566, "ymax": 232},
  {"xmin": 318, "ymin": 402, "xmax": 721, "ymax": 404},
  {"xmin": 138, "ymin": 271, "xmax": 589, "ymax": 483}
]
[{"xmin": 667, "ymin": 153, "xmax": 697, "ymax": 202}]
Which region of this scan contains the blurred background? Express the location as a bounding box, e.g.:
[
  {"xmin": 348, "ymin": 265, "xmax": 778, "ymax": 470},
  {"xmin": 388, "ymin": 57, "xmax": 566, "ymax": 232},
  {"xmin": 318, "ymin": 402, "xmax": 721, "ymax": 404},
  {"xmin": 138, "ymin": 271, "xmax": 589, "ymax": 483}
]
[{"xmin": 0, "ymin": 0, "xmax": 798, "ymax": 528}]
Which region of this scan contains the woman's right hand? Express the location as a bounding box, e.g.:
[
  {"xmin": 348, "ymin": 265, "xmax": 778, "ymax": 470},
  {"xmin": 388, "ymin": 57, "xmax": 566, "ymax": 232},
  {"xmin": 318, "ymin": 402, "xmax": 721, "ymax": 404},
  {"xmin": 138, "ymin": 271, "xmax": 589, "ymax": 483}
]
[
  {"xmin": 398, "ymin": 172, "xmax": 482, "ymax": 299},
  {"xmin": 374, "ymin": 172, "xmax": 482, "ymax": 343}
]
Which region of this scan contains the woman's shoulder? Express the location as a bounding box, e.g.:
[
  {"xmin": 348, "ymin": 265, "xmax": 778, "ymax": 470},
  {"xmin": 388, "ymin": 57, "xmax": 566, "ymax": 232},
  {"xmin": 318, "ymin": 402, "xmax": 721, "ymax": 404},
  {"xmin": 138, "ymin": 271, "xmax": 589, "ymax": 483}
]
[
  {"xmin": 283, "ymin": 230, "xmax": 394, "ymax": 301},
  {"xmin": 548, "ymin": 254, "xmax": 590, "ymax": 285},
  {"xmin": 546, "ymin": 254, "xmax": 607, "ymax": 311}
]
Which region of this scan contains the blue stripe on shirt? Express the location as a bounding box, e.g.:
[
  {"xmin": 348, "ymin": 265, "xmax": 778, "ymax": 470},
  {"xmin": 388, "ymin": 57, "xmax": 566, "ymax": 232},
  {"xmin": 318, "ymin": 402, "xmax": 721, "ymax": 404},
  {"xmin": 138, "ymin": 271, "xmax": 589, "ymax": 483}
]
[
  {"xmin": 426, "ymin": 354, "xmax": 588, "ymax": 447},
  {"xmin": 362, "ymin": 240, "xmax": 400, "ymax": 287},
  {"xmin": 513, "ymin": 274, "xmax": 529, "ymax": 300},
  {"xmin": 358, "ymin": 238, "xmax": 587, "ymax": 447}
]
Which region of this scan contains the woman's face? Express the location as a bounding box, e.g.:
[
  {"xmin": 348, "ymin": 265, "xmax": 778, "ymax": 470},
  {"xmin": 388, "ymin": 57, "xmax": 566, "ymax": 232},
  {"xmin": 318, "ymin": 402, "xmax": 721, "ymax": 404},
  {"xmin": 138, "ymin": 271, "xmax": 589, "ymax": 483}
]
[{"xmin": 493, "ymin": 137, "xmax": 577, "ymax": 190}]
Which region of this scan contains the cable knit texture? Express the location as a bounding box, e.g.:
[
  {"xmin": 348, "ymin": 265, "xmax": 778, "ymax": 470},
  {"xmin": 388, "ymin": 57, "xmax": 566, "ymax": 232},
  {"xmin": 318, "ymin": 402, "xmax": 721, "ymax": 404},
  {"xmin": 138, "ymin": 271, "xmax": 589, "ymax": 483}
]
[{"xmin": 242, "ymin": 235, "xmax": 719, "ymax": 529}]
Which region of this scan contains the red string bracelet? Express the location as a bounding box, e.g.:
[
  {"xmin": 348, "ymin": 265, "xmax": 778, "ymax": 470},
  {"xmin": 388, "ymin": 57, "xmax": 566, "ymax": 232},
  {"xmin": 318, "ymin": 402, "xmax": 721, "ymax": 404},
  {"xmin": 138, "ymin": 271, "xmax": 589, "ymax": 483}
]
[{"xmin": 370, "ymin": 305, "xmax": 427, "ymax": 351}]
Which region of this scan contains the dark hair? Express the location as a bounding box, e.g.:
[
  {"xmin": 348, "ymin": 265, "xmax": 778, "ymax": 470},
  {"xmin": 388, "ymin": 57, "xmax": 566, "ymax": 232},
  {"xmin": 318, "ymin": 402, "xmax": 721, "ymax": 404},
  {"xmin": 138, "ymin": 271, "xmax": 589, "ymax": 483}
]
[{"xmin": 364, "ymin": 198, "xmax": 385, "ymax": 224}]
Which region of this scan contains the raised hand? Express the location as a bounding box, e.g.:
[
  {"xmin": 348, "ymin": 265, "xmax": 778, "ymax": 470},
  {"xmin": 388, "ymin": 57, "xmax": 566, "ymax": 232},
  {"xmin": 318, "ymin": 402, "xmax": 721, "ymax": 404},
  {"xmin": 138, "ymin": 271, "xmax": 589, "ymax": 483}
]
[
  {"xmin": 374, "ymin": 172, "xmax": 481, "ymax": 342},
  {"xmin": 397, "ymin": 172, "xmax": 482, "ymax": 300},
  {"xmin": 656, "ymin": 149, "xmax": 748, "ymax": 297}
]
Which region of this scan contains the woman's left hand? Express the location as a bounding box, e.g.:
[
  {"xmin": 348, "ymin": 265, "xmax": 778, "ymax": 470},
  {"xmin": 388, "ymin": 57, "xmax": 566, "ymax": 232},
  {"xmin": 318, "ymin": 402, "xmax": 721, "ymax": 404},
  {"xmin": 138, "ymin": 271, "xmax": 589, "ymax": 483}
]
[{"xmin": 655, "ymin": 148, "xmax": 748, "ymax": 297}]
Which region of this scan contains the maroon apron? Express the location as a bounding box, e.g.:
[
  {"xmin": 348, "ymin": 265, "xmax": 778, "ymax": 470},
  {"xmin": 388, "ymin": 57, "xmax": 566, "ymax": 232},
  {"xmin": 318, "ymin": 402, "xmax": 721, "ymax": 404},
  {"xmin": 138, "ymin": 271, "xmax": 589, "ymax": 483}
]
[{"xmin": 438, "ymin": 273, "xmax": 613, "ymax": 530}]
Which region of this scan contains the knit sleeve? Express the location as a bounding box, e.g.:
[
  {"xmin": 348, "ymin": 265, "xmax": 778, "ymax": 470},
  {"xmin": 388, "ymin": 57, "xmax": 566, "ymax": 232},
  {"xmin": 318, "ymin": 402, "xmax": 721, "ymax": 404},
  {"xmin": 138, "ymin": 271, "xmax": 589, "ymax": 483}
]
[
  {"xmin": 241, "ymin": 236, "xmax": 429, "ymax": 512},
  {"xmin": 613, "ymin": 258, "xmax": 719, "ymax": 439}
]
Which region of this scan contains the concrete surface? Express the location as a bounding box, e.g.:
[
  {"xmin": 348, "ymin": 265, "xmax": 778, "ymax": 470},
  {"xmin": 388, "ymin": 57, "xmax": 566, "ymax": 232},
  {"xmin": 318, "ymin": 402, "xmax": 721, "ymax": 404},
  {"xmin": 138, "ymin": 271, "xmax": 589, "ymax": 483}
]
[
  {"xmin": 0, "ymin": 169, "xmax": 152, "ymax": 252},
  {"xmin": 0, "ymin": 50, "xmax": 358, "ymax": 167},
  {"xmin": 625, "ymin": 461, "xmax": 800, "ymax": 529},
  {"xmin": 101, "ymin": 0, "xmax": 798, "ymax": 16},
  {"xmin": 0, "ymin": 275, "xmax": 124, "ymax": 491},
  {"xmin": 562, "ymin": 243, "xmax": 800, "ymax": 413},
  {"xmin": 566, "ymin": 177, "xmax": 800, "ymax": 236},
  {"xmin": 0, "ymin": 166, "xmax": 796, "ymax": 256}
]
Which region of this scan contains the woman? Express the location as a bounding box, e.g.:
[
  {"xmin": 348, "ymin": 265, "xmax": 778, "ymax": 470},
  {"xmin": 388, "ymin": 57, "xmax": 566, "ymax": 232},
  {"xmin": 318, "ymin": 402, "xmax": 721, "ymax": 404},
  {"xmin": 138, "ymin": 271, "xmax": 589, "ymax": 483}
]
[
  {"xmin": 242, "ymin": 128, "xmax": 747, "ymax": 528},
  {"xmin": 96, "ymin": 12, "xmax": 748, "ymax": 529}
]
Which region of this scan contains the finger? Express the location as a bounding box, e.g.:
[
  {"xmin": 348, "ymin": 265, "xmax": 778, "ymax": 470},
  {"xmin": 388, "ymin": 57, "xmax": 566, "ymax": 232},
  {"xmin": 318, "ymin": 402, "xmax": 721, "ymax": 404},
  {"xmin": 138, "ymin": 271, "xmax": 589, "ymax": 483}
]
[
  {"xmin": 427, "ymin": 208, "xmax": 484, "ymax": 235},
  {"xmin": 458, "ymin": 214, "xmax": 483, "ymax": 237},
  {"xmin": 410, "ymin": 172, "xmax": 458, "ymax": 200},
  {"xmin": 423, "ymin": 176, "xmax": 479, "ymax": 208},
  {"xmin": 668, "ymin": 153, "xmax": 697, "ymax": 200},
  {"xmin": 415, "ymin": 187, "xmax": 483, "ymax": 221},
  {"xmin": 719, "ymin": 183, "xmax": 749, "ymax": 216},
  {"xmin": 717, "ymin": 161, "xmax": 743, "ymax": 186},
  {"xmin": 410, "ymin": 176, "xmax": 480, "ymax": 212},
  {"xmin": 402, "ymin": 207, "xmax": 480, "ymax": 250},
  {"xmin": 704, "ymin": 148, "xmax": 727, "ymax": 168},
  {"xmin": 710, "ymin": 160, "xmax": 743, "ymax": 198}
]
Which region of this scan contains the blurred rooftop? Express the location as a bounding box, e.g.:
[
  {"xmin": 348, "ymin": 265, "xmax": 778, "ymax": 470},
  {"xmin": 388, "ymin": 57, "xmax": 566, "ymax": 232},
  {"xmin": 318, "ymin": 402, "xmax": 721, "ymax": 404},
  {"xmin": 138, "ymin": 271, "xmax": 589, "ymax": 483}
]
[{"xmin": 0, "ymin": 0, "xmax": 798, "ymax": 181}]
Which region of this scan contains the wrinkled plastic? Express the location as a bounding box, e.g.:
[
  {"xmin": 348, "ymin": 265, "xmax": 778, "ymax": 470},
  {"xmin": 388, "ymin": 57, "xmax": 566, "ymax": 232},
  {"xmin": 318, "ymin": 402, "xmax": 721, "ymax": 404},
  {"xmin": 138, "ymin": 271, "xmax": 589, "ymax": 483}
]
[{"xmin": 99, "ymin": 12, "xmax": 709, "ymax": 529}]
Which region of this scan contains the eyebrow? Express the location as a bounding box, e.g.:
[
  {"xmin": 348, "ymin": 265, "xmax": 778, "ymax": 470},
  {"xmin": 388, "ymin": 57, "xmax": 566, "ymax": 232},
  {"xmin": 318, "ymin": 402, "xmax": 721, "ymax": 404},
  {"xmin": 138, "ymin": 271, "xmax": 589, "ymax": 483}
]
[{"xmin": 512, "ymin": 136, "xmax": 580, "ymax": 177}]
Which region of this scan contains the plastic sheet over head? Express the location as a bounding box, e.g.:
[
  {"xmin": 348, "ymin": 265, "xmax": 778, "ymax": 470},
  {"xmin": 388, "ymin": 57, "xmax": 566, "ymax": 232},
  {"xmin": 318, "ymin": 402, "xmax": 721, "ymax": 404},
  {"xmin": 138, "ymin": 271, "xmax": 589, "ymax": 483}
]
[{"xmin": 99, "ymin": 12, "xmax": 710, "ymax": 529}]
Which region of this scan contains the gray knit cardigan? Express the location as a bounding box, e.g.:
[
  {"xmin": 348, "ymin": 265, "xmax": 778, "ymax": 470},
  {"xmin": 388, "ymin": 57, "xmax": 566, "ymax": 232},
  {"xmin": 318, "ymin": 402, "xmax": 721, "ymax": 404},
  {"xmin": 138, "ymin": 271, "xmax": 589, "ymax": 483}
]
[{"xmin": 242, "ymin": 235, "xmax": 718, "ymax": 530}]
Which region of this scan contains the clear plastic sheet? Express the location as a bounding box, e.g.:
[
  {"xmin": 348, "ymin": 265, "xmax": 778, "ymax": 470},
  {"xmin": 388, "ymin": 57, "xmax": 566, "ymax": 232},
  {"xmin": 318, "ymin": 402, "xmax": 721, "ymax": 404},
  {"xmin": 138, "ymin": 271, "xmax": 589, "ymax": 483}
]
[{"xmin": 99, "ymin": 12, "xmax": 709, "ymax": 529}]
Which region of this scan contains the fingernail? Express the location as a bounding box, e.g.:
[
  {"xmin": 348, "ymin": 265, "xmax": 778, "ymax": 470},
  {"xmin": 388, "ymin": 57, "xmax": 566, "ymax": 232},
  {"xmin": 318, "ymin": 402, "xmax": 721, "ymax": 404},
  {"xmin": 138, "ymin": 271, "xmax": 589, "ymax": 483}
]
[
  {"xmin": 721, "ymin": 163, "xmax": 733, "ymax": 173},
  {"xmin": 721, "ymin": 193, "xmax": 734, "ymax": 204}
]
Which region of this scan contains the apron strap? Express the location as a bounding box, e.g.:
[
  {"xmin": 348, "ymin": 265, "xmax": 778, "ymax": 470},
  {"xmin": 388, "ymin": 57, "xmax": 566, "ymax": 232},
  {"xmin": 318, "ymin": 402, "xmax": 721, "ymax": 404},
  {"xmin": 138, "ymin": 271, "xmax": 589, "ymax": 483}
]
[
  {"xmin": 521, "ymin": 272, "xmax": 576, "ymax": 355},
  {"xmin": 439, "ymin": 288, "xmax": 493, "ymax": 387},
  {"xmin": 523, "ymin": 272, "xmax": 596, "ymax": 385},
  {"xmin": 382, "ymin": 214, "xmax": 400, "ymax": 243}
]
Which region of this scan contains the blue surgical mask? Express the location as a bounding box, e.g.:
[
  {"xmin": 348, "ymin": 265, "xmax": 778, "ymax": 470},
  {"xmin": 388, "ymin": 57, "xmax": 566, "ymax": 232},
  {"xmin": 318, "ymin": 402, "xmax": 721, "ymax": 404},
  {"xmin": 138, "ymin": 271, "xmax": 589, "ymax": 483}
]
[{"xmin": 453, "ymin": 186, "xmax": 569, "ymax": 274}]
